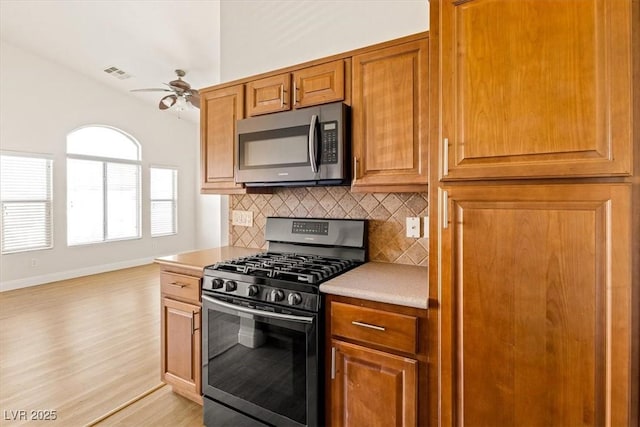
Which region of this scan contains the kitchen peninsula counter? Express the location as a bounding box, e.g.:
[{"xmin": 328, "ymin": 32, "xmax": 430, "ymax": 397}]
[
  {"xmin": 154, "ymin": 246, "xmax": 261, "ymax": 274},
  {"xmin": 320, "ymin": 262, "xmax": 428, "ymax": 309}
]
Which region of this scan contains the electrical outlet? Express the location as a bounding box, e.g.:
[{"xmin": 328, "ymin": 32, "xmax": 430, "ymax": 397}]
[
  {"xmin": 423, "ymin": 216, "xmax": 429, "ymax": 238},
  {"xmin": 30, "ymin": 258, "xmax": 38, "ymax": 267},
  {"xmin": 232, "ymin": 210, "xmax": 254, "ymax": 227},
  {"xmin": 406, "ymin": 217, "xmax": 421, "ymax": 238}
]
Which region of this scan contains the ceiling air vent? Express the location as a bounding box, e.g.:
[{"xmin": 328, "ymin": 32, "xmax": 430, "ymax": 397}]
[{"xmin": 103, "ymin": 66, "xmax": 132, "ymax": 80}]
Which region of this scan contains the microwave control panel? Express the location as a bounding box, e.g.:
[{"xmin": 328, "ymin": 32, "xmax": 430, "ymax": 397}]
[{"xmin": 320, "ymin": 121, "xmax": 338, "ymax": 164}]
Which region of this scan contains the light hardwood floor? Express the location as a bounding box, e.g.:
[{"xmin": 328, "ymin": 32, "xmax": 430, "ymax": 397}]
[{"xmin": 0, "ymin": 264, "xmax": 202, "ymax": 426}]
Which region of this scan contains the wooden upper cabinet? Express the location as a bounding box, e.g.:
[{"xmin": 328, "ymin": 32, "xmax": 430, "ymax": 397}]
[
  {"xmin": 437, "ymin": 183, "xmax": 634, "ymax": 426},
  {"xmin": 246, "ymin": 60, "xmax": 345, "ymax": 117},
  {"xmin": 246, "ymin": 74, "xmax": 291, "ymax": 116},
  {"xmin": 200, "ymin": 85, "xmax": 245, "ymax": 194},
  {"xmin": 439, "ymin": 0, "xmax": 633, "ymax": 180},
  {"xmin": 351, "ymin": 38, "xmax": 429, "ymax": 193},
  {"xmin": 293, "ymin": 60, "xmax": 345, "ymax": 108}
]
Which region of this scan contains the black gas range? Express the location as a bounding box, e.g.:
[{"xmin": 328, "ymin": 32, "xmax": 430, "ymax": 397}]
[{"xmin": 201, "ymin": 217, "xmax": 366, "ymax": 427}]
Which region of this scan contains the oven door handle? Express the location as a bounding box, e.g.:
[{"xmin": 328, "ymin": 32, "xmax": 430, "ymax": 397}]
[{"xmin": 202, "ymin": 295, "xmax": 315, "ymax": 324}]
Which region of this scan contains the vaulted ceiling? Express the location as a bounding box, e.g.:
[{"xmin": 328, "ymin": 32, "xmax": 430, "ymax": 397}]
[{"xmin": 0, "ymin": 0, "xmax": 220, "ymax": 123}]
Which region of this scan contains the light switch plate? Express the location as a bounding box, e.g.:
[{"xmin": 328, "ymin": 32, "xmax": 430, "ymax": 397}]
[
  {"xmin": 232, "ymin": 210, "xmax": 254, "ymax": 227},
  {"xmin": 406, "ymin": 217, "xmax": 421, "ymax": 238}
]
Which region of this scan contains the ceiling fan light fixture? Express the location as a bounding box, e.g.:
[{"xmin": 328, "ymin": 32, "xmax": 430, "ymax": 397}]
[{"xmin": 174, "ymin": 96, "xmax": 187, "ymax": 111}]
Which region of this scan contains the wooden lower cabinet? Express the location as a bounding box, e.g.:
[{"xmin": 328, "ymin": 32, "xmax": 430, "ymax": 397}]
[
  {"xmin": 160, "ymin": 269, "xmax": 203, "ymax": 404},
  {"xmin": 326, "ymin": 295, "xmax": 428, "ymax": 427},
  {"xmin": 331, "ymin": 340, "xmax": 417, "ymax": 427},
  {"xmin": 433, "ymin": 183, "xmax": 635, "ymax": 426}
]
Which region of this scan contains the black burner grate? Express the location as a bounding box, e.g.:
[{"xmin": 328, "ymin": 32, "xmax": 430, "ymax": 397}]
[{"xmin": 210, "ymin": 252, "xmax": 357, "ymax": 284}]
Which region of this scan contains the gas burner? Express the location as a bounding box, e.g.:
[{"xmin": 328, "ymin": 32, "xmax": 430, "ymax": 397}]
[{"xmin": 209, "ymin": 251, "xmax": 358, "ymax": 285}]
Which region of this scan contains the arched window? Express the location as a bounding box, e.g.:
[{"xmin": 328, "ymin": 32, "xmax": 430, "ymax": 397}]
[{"xmin": 67, "ymin": 126, "xmax": 141, "ymax": 245}]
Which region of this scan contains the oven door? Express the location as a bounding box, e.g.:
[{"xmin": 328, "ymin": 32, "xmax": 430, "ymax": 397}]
[{"xmin": 202, "ymin": 294, "xmax": 319, "ymax": 427}]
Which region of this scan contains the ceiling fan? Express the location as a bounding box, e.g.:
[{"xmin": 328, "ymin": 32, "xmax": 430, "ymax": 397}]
[{"xmin": 131, "ymin": 69, "xmax": 200, "ymax": 110}]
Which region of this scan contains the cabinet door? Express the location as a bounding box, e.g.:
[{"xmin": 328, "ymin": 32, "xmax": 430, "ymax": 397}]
[
  {"xmin": 435, "ymin": 183, "xmax": 633, "ymax": 426},
  {"xmin": 161, "ymin": 297, "xmax": 201, "ymax": 399},
  {"xmin": 246, "ymin": 73, "xmax": 291, "ymax": 116},
  {"xmin": 293, "ymin": 60, "xmax": 344, "ymax": 108},
  {"xmin": 331, "ymin": 340, "xmax": 417, "ymax": 427},
  {"xmin": 352, "ymin": 38, "xmax": 429, "ymax": 193},
  {"xmin": 438, "ymin": 0, "xmax": 633, "ymax": 179},
  {"xmin": 200, "ymin": 85, "xmax": 245, "ymax": 194}
]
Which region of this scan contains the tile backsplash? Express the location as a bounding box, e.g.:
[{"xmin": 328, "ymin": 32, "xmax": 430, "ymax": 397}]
[{"xmin": 230, "ymin": 186, "xmax": 428, "ymax": 267}]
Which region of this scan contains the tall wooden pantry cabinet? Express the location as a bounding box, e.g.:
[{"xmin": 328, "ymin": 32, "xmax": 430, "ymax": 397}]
[{"xmin": 428, "ymin": 1, "xmax": 639, "ymax": 426}]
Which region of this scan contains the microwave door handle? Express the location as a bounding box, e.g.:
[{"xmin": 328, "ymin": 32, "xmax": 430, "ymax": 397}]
[{"xmin": 308, "ymin": 114, "xmax": 319, "ymax": 173}]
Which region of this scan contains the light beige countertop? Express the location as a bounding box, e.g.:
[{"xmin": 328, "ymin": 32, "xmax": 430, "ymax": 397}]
[
  {"xmin": 154, "ymin": 246, "xmax": 262, "ymax": 275},
  {"xmin": 319, "ymin": 262, "xmax": 429, "ymax": 309},
  {"xmin": 156, "ymin": 249, "xmax": 428, "ymax": 309}
]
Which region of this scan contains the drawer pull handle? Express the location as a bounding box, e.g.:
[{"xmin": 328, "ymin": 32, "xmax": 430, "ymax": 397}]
[
  {"xmin": 167, "ymin": 282, "xmax": 187, "ymax": 288},
  {"xmin": 352, "ymin": 321, "xmax": 386, "ymax": 331}
]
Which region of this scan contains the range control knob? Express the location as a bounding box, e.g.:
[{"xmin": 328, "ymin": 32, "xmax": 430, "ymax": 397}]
[
  {"xmin": 269, "ymin": 289, "xmax": 284, "ymax": 302},
  {"xmin": 211, "ymin": 278, "xmax": 224, "ymax": 289},
  {"xmin": 247, "ymin": 285, "xmax": 259, "ymax": 297},
  {"xmin": 287, "ymin": 293, "xmax": 302, "ymax": 306},
  {"xmin": 224, "ymin": 281, "xmax": 237, "ymax": 292}
]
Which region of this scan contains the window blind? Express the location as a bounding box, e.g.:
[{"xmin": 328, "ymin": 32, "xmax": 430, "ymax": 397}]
[
  {"xmin": 150, "ymin": 167, "xmax": 177, "ymax": 236},
  {"xmin": 1, "ymin": 154, "xmax": 53, "ymax": 254}
]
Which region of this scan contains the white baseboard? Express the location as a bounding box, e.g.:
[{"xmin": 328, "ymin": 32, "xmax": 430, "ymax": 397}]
[{"xmin": 0, "ymin": 257, "xmax": 157, "ymax": 292}]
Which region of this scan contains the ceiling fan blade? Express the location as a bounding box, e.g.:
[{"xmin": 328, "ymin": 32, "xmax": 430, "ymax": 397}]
[
  {"xmin": 186, "ymin": 93, "xmax": 200, "ymax": 109},
  {"xmin": 159, "ymin": 94, "xmax": 177, "ymax": 110},
  {"xmin": 131, "ymin": 88, "xmax": 172, "ymax": 93},
  {"xmin": 168, "ymin": 79, "xmax": 191, "ymax": 92}
]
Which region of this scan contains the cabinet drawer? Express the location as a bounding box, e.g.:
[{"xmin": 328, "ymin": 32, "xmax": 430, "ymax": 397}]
[
  {"xmin": 331, "ymin": 302, "xmax": 417, "ymax": 354},
  {"xmin": 161, "ymin": 272, "xmax": 200, "ymax": 302}
]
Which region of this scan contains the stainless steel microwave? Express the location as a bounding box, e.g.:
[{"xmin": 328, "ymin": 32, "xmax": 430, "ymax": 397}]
[{"xmin": 235, "ymin": 102, "xmax": 349, "ymax": 187}]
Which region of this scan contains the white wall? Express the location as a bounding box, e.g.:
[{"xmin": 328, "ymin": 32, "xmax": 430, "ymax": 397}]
[
  {"xmin": 0, "ymin": 41, "xmax": 202, "ymax": 290},
  {"xmin": 214, "ymin": 0, "xmax": 428, "ymax": 248},
  {"xmin": 220, "ymin": 0, "xmax": 429, "ymax": 81},
  {"xmin": 195, "ymin": 0, "xmax": 229, "ymax": 250},
  {"xmin": 196, "ymin": 194, "xmax": 229, "ymax": 248},
  {"xmin": 0, "ymin": 1, "xmax": 429, "ymax": 290}
]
